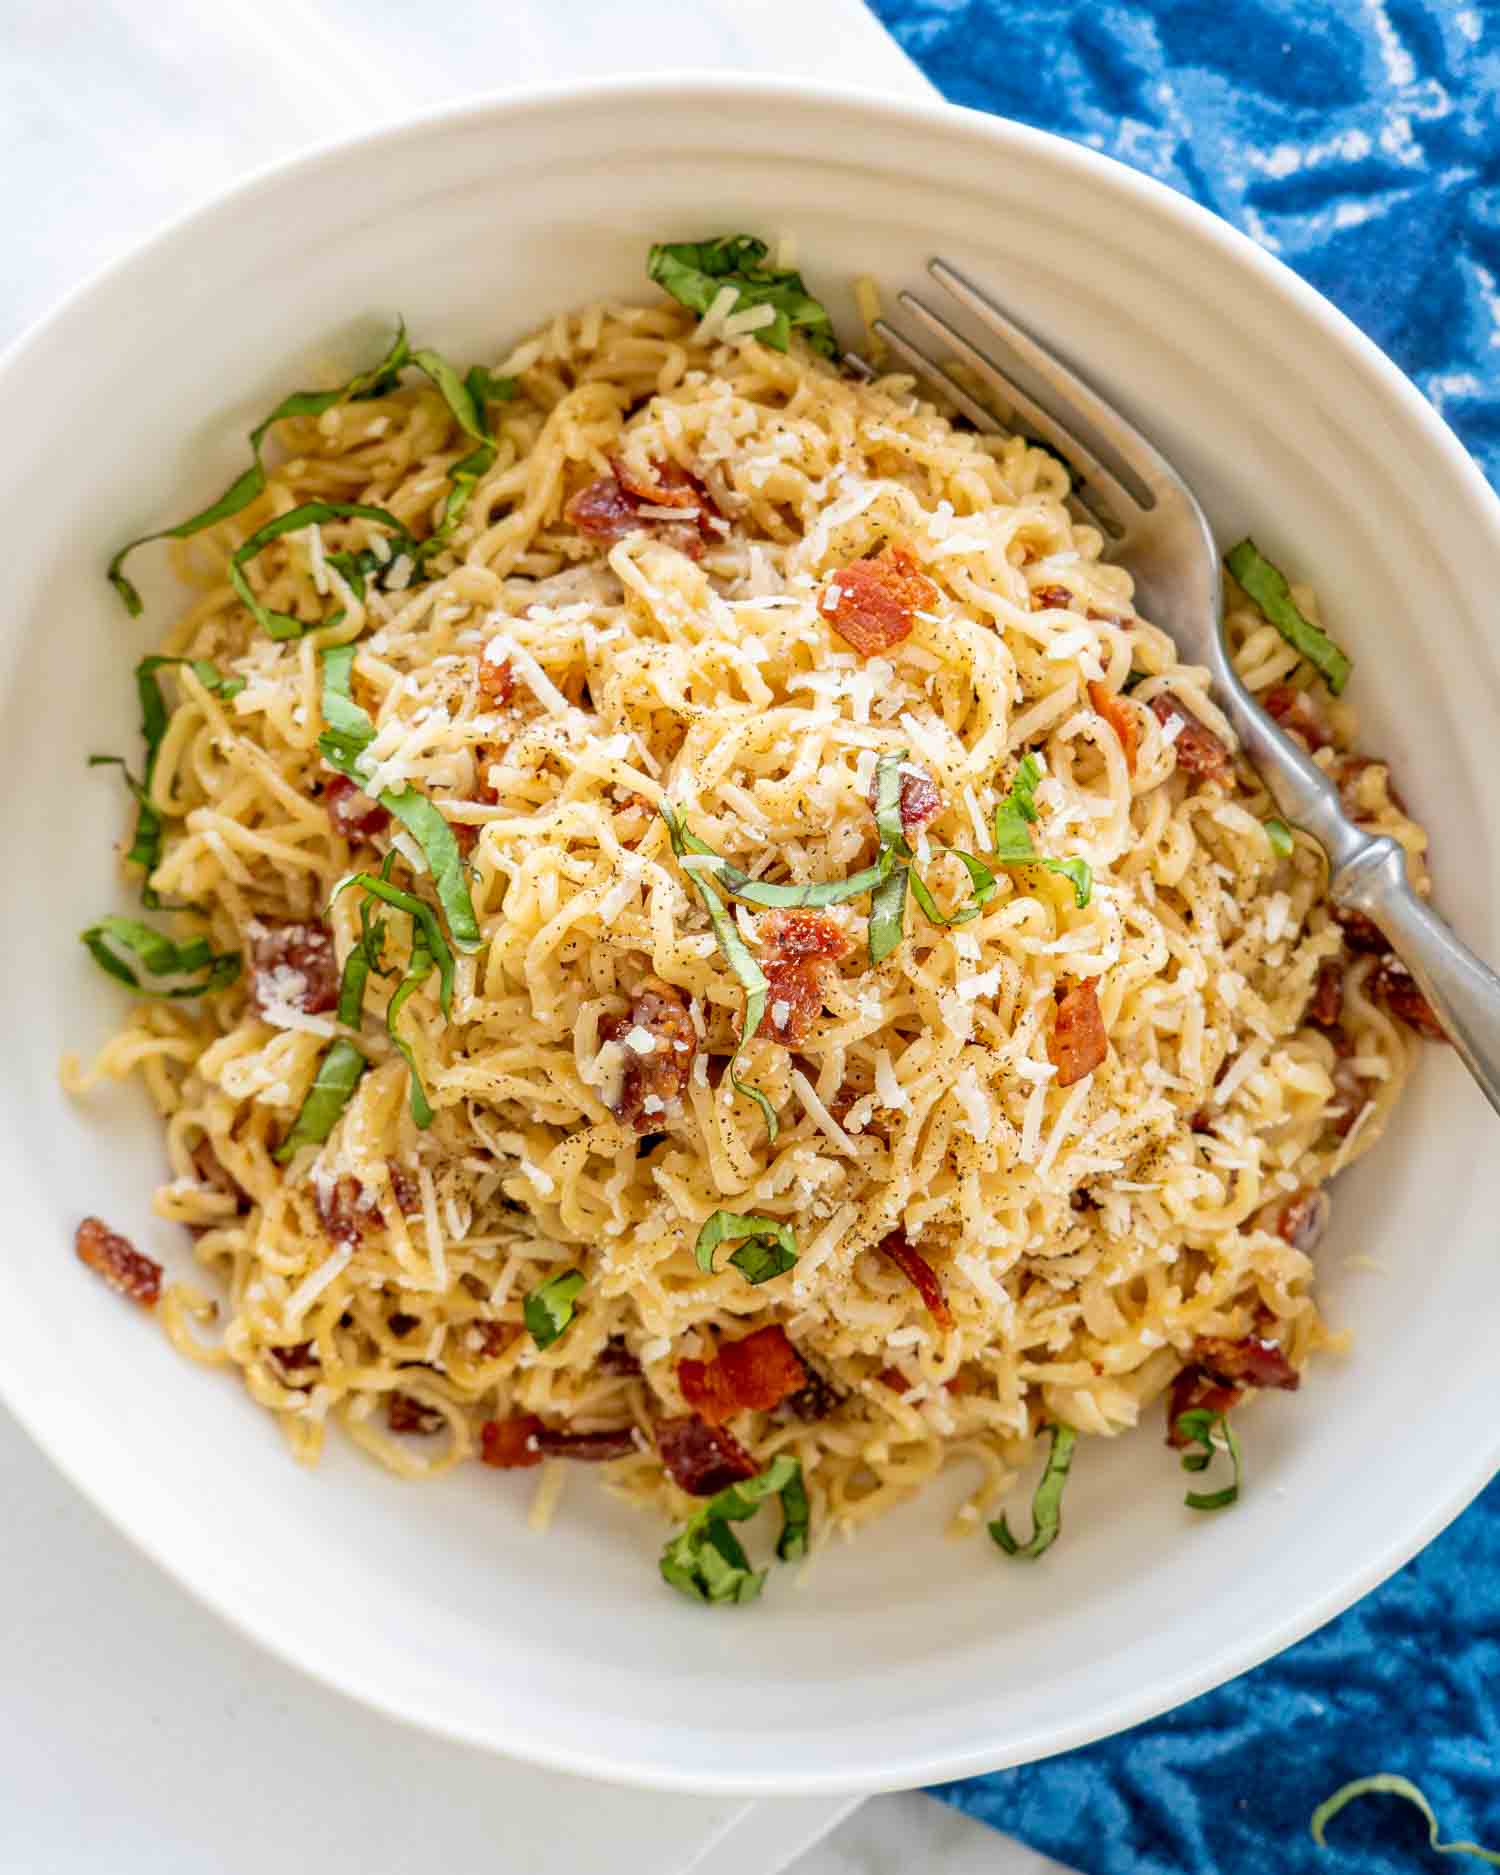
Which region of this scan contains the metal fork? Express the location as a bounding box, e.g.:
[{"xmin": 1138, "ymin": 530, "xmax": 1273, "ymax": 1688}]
[{"xmin": 854, "ymin": 258, "xmax": 1500, "ymax": 1117}]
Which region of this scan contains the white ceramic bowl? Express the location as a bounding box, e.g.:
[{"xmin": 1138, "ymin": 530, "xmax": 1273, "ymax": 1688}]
[{"xmin": 4, "ymin": 74, "xmax": 1498, "ymax": 1796}]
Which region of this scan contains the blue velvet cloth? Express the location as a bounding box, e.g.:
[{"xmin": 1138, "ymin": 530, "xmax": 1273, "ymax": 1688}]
[{"xmin": 860, "ymin": 0, "xmax": 1500, "ymax": 1865}]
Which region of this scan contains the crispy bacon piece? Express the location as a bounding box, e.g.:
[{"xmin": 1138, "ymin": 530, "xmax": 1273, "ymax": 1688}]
[
  {"xmin": 249, "ymin": 919, "xmax": 339, "ymax": 1016},
  {"xmin": 1256, "ymin": 1186, "xmax": 1331, "ymax": 1252},
  {"xmin": 599, "ymin": 977, "xmax": 697, "ymax": 1132},
  {"xmin": 875, "ymin": 1228, "xmax": 953, "ymax": 1331},
  {"xmin": 677, "ymin": 1325, "xmax": 807, "ymax": 1426},
  {"xmin": 190, "ymin": 1136, "xmax": 250, "ymax": 1214},
  {"xmin": 868, "ymin": 762, "xmax": 943, "ymax": 836},
  {"xmin": 480, "ymin": 1415, "xmax": 544, "ymax": 1469},
  {"xmin": 477, "ymin": 652, "xmax": 515, "ymax": 706},
  {"xmin": 323, "ymin": 773, "xmax": 391, "ymax": 841},
  {"xmin": 534, "ymin": 1425, "xmax": 636, "ymax": 1462},
  {"xmin": 1193, "ymin": 1329, "xmax": 1300, "ymax": 1393},
  {"xmin": 1371, "ymin": 959, "xmax": 1448, "ymax": 1042},
  {"xmin": 1332, "ymin": 905, "xmax": 1389, "ymax": 955},
  {"xmin": 1165, "ymin": 1366, "xmax": 1243, "ymax": 1445},
  {"xmin": 387, "ymin": 1391, "xmax": 444, "ymax": 1435},
  {"xmin": 1308, "ymin": 960, "xmax": 1344, "ymax": 1029},
  {"xmin": 386, "ymin": 1164, "xmax": 421, "ymax": 1214},
  {"xmin": 270, "ymin": 1341, "xmax": 316, "ymax": 1375},
  {"xmin": 1150, "ymin": 694, "xmax": 1233, "ymax": 786},
  {"xmin": 1263, "ymin": 684, "xmax": 1332, "ymax": 752},
  {"xmin": 784, "ymin": 1364, "xmax": 843, "ymax": 1421},
  {"xmin": 597, "ymin": 1337, "xmax": 643, "ymax": 1378},
  {"xmin": 819, "ymin": 544, "xmax": 937, "ymax": 656},
  {"xmin": 1087, "ymin": 680, "xmax": 1139, "ymax": 774},
  {"xmin": 1048, "ymin": 978, "xmax": 1108, "ymax": 1088},
  {"xmin": 471, "ymin": 1320, "xmax": 518, "ymax": 1359},
  {"xmin": 1030, "ymin": 584, "xmax": 1074, "ymax": 611},
  {"xmin": 757, "ymin": 910, "xmax": 853, "ymax": 1046},
  {"xmin": 876, "ymin": 1365, "xmax": 910, "ymax": 1393},
  {"xmin": 565, "ymin": 457, "xmax": 721, "ymax": 559},
  {"xmin": 75, "ymin": 1216, "xmax": 162, "ymax": 1307},
  {"xmin": 656, "ymin": 1415, "xmax": 759, "ymax": 1496},
  {"xmin": 316, "ymin": 1174, "xmax": 372, "ymax": 1247}
]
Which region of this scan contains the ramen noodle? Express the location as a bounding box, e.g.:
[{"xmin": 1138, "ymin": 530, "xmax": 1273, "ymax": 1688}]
[{"xmin": 66, "ymin": 251, "xmax": 1440, "ymax": 1597}]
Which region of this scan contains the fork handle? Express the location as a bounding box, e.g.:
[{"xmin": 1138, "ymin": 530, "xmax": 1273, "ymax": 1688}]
[{"xmin": 1333, "ymin": 836, "xmax": 1500, "ymax": 1115}]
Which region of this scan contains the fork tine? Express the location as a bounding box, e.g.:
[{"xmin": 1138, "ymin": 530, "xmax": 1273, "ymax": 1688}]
[
  {"xmin": 892, "ymin": 291, "xmax": 1145, "ymax": 534},
  {"xmin": 930, "ymin": 259, "xmax": 1171, "ymax": 510}
]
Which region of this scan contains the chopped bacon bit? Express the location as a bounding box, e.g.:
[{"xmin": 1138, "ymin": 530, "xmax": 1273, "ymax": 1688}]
[
  {"xmin": 677, "ymin": 1325, "xmax": 807, "ymax": 1426},
  {"xmin": 600, "ymin": 977, "xmax": 697, "ymax": 1132},
  {"xmin": 387, "ymin": 1164, "xmax": 421, "ymax": 1214},
  {"xmin": 322, "ymin": 773, "xmax": 391, "ymax": 841},
  {"xmin": 565, "ymin": 457, "xmax": 722, "ymax": 559},
  {"xmin": 1371, "ymin": 959, "xmax": 1448, "ymax": 1042},
  {"xmin": 249, "ymin": 919, "xmax": 339, "ymax": 1016},
  {"xmin": 1263, "ymin": 684, "xmax": 1332, "ymax": 752},
  {"xmin": 1193, "ymin": 1330, "xmax": 1300, "ymax": 1393},
  {"xmin": 477, "ymin": 653, "xmax": 514, "ymax": 706},
  {"xmin": 1087, "ymin": 680, "xmax": 1139, "ymax": 775},
  {"xmin": 1165, "ymin": 1366, "xmax": 1243, "ymax": 1445},
  {"xmin": 1049, "ymin": 978, "xmax": 1108, "ymax": 1087},
  {"xmin": 1150, "ymin": 694, "xmax": 1233, "ymax": 785},
  {"xmin": 1189, "ymin": 1108, "xmax": 1213, "ymax": 1134},
  {"xmin": 270, "ymin": 1341, "xmax": 316, "ymax": 1374},
  {"xmin": 387, "ymin": 1391, "xmax": 444, "ymax": 1435},
  {"xmin": 75, "ymin": 1217, "xmax": 162, "ymax": 1307},
  {"xmin": 480, "ymin": 1415, "xmax": 544, "ymax": 1469},
  {"xmin": 1309, "ymin": 960, "xmax": 1345, "ymax": 1029},
  {"xmin": 190, "ymin": 1136, "xmax": 250, "ymax": 1213},
  {"xmin": 1266, "ymin": 1187, "xmax": 1330, "ymax": 1251},
  {"xmin": 315, "ymin": 1174, "xmax": 372, "ymax": 1247},
  {"xmin": 534, "ymin": 1425, "xmax": 636, "ymax": 1462},
  {"xmin": 756, "ymin": 910, "xmax": 852, "ymax": 1046},
  {"xmin": 820, "ymin": 544, "xmax": 937, "ymax": 656},
  {"xmin": 867, "ymin": 762, "xmax": 943, "ymax": 835},
  {"xmin": 597, "ymin": 1337, "xmax": 643, "ymax": 1378},
  {"xmin": 1332, "ymin": 905, "xmax": 1389, "ymax": 955},
  {"xmin": 875, "ymin": 1228, "xmax": 953, "ymax": 1330},
  {"xmin": 1030, "ymin": 584, "xmax": 1074, "ymax": 611},
  {"xmin": 471, "ymin": 1320, "xmax": 517, "ymax": 1359},
  {"xmin": 784, "ymin": 1364, "xmax": 843, "ymax": 1421},
  {"xmin": 656, "ymin": 1415, "xmax": 759, "ymax": 1496},
  {"xmin": 876, "ymin": 1365, "xmax": 909, "ymax": 1392}
]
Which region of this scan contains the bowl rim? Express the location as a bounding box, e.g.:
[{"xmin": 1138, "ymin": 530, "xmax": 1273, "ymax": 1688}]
[{"xmin": 6, "ymin": 67, "xmax": 1499, "ymax": 1795}]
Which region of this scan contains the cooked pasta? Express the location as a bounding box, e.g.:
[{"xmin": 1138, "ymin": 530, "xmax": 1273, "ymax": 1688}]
[{"xmin": 66, "ymin": 259, "xmax": 1439, "ymax": 1593}]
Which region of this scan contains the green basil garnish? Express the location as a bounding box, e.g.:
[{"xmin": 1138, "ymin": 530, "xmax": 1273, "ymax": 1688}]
[
  {"xmin": 1264, "ymin": 816, "xmax": 1295, "ymax": 858},
  {"xmin": 908, "ymin": 846, "xmax": 997, "ymax": 929},
  {"xmin": 525, "ymin": 1269, "xmax": 584, "ymax": 1350},
  {"xmin": 409, "ymin": 349, "xmax": 514, "ymax": 552},
  {"xmin": 81, "ymin": 916, "xmax": 240, "ymax": 999},
  {"xmin": 647, "ymin": 236, "xmax": 837, "ymax": 359},
  {"xmin": 694, "ymin": 1210, "xmax": 798, "ymax": 1284},
  {"xmin": 231, "ymin": 500, "xmax": 420, "ymax": 642},
  {"xmin": 107, "ymin": 325, "xmax": 411, "ymax": 617},
  {"xmin": 273, "ymin": 1037, "xmax": 368, "ymax": 1165},
  {"xmin": 663, "ymin": 813, "xmax": 888, "ymax": 910},
  {"xmin": 1311, "ymin": 1775, "xmax": 1500, "ymax": 1864},
  {"xmin": 1226, "ymin": 538, "xmax": 1352, "ymax": 697},
  {"xmin": 992, "ymin": 754, "xmax": 1093, "ymax": 908},
  {"xmin": 867, "ymin": 856, "xmax": 910, "ymax": 964},
  {"xmin": 989, "ymin": 1423, "xmax": 1076, "ymax": 1560},
  {"xmin": 384, "ymin": 919, "xmax": 437, "ymax": 1128},
  {"xmin": 659, "ymin": 1454, "xmax": 808, "ymax": 1604},
  {"xmin": 336, "ymin": 892, "xmax": 387, "ymax": 1029},
  {"xmin": 318, "ymin": 647, "xmax": 481, "ymax": 954},
  {"xmin": 659, "ymin": 802, "xmax": 777, "ymax": 1141},
  {"xmin": 1174, "ymin": 1405, "xmax": 1242, "ymax": 1510}
]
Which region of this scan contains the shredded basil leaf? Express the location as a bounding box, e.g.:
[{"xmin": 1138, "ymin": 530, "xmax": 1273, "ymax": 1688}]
[
  {"xmin": 81, "ymin": 916, "xmax": 240, "ymax": 999},
  {"xmin": 231, "ymin": 500, "xmax": 419, "ymax": 641},
  {"xmin": 647, "ymin": 236, "xmax": 837, "ymax": 359},
  {"xmin": 336, "ymin": 896, "xmax": 388, "ymax": 1029},
  {"xmin": 330, "ymin": 871, "xmax": 454, "ymax": 1020},
  {"xmin": 318, "ymin": 648, "xmax": 481, "ymax": 953},
  {"xmin": 659, "ymin": 1454, "xmax": 806, "ymax": 1605},
  {"xmin": 870, "ymin": 750, "xmax": 912, "ymax": 861},
  {"xmin": 1264, "ymin": 816, "xmax": 1295, "ymax": 858},
  {"xmin": 524, "ymin": 1269, "xmax": 584, "ymax": 1350},
  {"xmin": 909, "ymin": 845, "xmax": 997, "ymax": 929},
  {"xmin": 1226, "ymin": 539, "xmax": 1352, "ymax": 697},
  {"xmin": 385, "ymin": 922, "xmax": 437, "ymax": 1128},
  {"xmin": 990, "ymin": 1423, "xmax": 1076, "ymax": 1560},
  {"xmin": 665, "ymin": 813, "xmax": 889, "ymax": 910},
  {"xmin": 107, "ymin": 325, "xmax": 410, "ymax": 616},
  {"xmin": 867, "ymin": 859, "xmax": 910, "ymax": 964},
  {"xmin": 409, "ymin": 349, "xmax": 514, "ymax": 554},
  {"xmin": 1174, "ymin": 1405, "xmax": 1242, "ymax": 1510},
  {"xmin": 694, "ymin": 1210, "xmax": 798, "ymax": 1284},
  {"xmin": 991, "ymin": 755, "xmax": 1093, "ymax": 908},
  {"xmin": 1311, "ymin": 1776, "xmax": 1500, "ymax": 1863},
  {"xmin": 659, "ymin": 803, "xmax": 777, "ymax": 1140},
  {"xmin": 273, "ymin": 1037, "xmax": 367, "ymax": 1165}
]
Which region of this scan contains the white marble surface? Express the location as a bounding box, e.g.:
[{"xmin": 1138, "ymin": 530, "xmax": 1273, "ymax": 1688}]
[{"xmin": 0, "ymin": 3, "xmax": 1071, "ymax": 1869}]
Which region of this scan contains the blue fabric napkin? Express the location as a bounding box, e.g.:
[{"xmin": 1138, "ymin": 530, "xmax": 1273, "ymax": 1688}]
[{"xmin": 860, "ymin": 0, "xmax": 1500, "ymax": 1866}]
